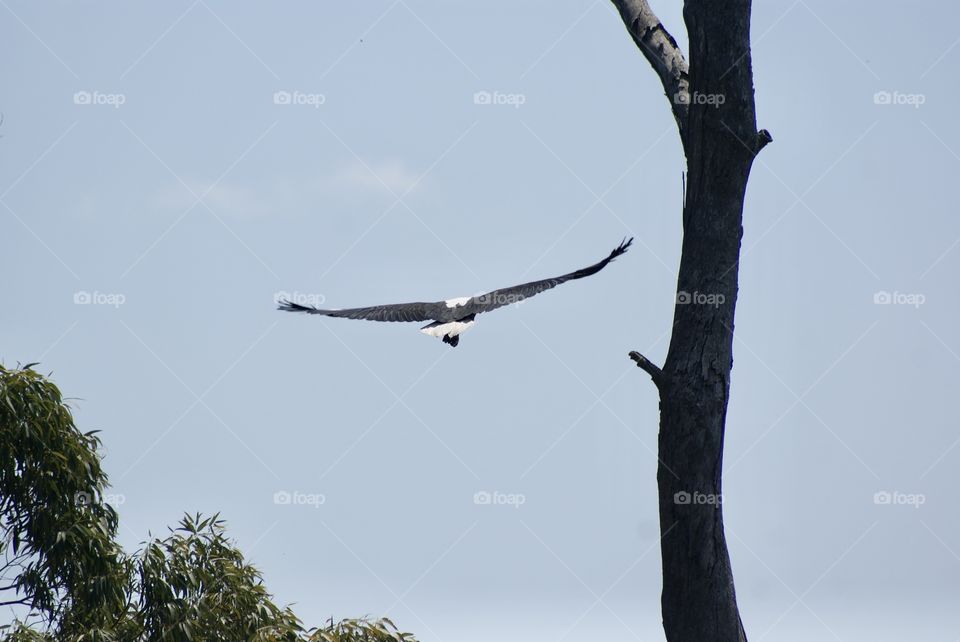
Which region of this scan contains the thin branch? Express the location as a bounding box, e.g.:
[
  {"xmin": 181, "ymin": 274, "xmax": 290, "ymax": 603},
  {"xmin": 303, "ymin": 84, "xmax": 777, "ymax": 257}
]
[
  {"xmin": 628, "ymin": 350, "xmax": 663, "ymax": 387},
  {"xmin": 611, "ymin": 0, "xmax": 689, "ymax": 139}
]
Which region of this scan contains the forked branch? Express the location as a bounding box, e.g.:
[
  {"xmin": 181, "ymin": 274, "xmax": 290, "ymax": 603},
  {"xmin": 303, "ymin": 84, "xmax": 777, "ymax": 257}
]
[{"xmin": 610, "ymin": 0, "xmax": 689, "ymax": 139}]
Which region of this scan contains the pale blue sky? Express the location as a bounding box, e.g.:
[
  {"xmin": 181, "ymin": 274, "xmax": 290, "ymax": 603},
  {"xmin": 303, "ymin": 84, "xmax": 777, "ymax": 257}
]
[{"xmin": 2, "ymin": 1, "xmax": 958, "ymax": 640}]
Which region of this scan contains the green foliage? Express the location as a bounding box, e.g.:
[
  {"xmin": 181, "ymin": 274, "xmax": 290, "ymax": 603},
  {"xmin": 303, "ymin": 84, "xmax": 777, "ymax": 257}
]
[
  {"xmin": 0, "ymin": 364, "xmax": 126, "ymax": 631},
  {"xmin": 0, "ymin": 365, "xmax": 417, "ymax": 642},
  {"xmin": 307, "ymin": 618, "xmax": 417, "ymax": 642},
  {"xmin": 131, "ymin": 513, "xmax": 302, "ymax": 641},
  {"xmin": 1, "ymin": 623, "xmax": 54, "ymax": 642}
]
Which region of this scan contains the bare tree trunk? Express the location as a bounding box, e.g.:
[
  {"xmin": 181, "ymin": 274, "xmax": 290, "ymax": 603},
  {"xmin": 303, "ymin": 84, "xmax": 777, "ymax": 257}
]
[{"xmin": 613, "ymin": 1, "xmax": 770, "ymax": 640}]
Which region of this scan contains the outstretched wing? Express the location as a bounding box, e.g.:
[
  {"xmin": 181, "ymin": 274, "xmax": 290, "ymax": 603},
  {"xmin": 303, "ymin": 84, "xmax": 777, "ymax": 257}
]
[
  {"xmin": 277, "ymin": 299, "xmax": 445, "ymax": 322},
  {"xmin": 463, "ymin": 238, "xmax": 633, "ymax": 315}
]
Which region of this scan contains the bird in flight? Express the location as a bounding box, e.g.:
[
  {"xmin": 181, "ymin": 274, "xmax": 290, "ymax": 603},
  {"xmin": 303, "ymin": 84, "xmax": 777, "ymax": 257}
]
[{"xmin": 278, "ymin": 238, "xmax": 633, "ymax": 347}]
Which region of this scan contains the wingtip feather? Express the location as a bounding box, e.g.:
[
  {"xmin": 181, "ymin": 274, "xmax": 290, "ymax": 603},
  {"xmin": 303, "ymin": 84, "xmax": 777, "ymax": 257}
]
[
  {"xmin": 277, "ymin": 298, "xmax": 316, "ymax": 313},
  {"xmin": 610, "ymin": 237, "xmax": 634, "ymax": 259}
]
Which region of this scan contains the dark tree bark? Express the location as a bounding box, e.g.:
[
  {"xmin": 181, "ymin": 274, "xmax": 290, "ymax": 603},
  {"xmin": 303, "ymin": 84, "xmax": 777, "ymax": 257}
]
[{"xmin": 614, "ymin": 1, "xmax": 770, "ymax": 640}]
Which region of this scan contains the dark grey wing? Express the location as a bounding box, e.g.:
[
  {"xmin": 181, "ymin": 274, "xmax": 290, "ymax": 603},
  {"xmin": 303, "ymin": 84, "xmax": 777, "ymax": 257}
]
[
  {"xmin": 465, "ymin": 238, "xmax": 633, "ymax": 315},
  {"xmin": 277, "ymin": 299, "xmax": 445, "ymax": 322}
]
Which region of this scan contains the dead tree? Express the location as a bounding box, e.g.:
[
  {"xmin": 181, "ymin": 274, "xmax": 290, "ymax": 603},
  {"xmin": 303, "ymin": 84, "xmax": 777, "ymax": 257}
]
[{"xmin": 612, "ymin": 1, "xmax": 771, "ymax": 640}]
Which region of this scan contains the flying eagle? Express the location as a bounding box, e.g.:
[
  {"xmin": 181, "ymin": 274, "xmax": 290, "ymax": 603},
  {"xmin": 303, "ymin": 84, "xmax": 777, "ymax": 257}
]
[{"xmin": 278, "ymin": 238, "xmax": 633, "ymax": 347}]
